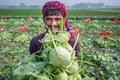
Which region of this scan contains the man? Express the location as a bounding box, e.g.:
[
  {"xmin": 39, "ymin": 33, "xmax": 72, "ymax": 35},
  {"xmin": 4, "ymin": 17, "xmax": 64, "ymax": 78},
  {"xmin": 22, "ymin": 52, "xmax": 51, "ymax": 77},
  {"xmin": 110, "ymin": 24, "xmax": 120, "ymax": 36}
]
[{"xmin": 29, "ymin": 1, "xmax": 80, "ymax": 56}]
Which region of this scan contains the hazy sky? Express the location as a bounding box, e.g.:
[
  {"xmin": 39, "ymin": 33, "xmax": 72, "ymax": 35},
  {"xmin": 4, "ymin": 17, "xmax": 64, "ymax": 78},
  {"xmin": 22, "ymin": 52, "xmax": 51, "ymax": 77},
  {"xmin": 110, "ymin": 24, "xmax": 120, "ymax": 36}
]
[{"xmin": 0, "ymin": 0, "xmax": 120, "ymax": 6}]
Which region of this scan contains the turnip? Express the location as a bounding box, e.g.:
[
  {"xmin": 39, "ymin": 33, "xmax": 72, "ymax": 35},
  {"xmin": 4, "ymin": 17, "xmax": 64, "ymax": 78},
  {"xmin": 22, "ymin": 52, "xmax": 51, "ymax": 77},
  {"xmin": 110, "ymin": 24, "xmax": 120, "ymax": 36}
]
[
  {"xmin": 64, "ymin": 44, "xmax": 74, "ymax": 55},
  {"xmin": 68, "ymin": 73, "xmax": 82, "ymax": 80},
  {"xmin": 55, "ymin": 71, "xmax": 68, "ymax": 80},
  {"xmin": 49, "ymin": 46, "xmax": 71, "ymax": 68},
  {"xmin": 67, "ymin": 62, "xmax": 79, "ymax": 74},
  {"xmin": 55, "ymin": 31, "xmax": 70, "ymax": 42}
]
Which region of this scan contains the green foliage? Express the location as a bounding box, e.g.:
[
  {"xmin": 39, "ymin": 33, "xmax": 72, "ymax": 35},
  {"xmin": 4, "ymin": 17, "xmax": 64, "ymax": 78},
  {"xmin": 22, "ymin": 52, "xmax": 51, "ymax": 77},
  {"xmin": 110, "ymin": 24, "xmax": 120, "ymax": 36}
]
[
  {"xmin": 14, "ymin": 62, "xmax": 48, "ymax": 75},
  {"xmin": 0, "ymin": 9, "xmax": 120, "ymax": 17},
  {"xmin": 0, "ymin": 16, "xmax": 120, "ymax": 80}
]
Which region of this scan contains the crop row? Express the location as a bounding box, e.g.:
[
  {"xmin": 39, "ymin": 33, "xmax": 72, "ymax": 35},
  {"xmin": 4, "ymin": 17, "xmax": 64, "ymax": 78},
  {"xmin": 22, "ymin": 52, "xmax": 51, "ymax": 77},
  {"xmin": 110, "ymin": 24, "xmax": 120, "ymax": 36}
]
[{"xmin": 0, "ymin": 17, "xmax": 120, "ymax": 80}]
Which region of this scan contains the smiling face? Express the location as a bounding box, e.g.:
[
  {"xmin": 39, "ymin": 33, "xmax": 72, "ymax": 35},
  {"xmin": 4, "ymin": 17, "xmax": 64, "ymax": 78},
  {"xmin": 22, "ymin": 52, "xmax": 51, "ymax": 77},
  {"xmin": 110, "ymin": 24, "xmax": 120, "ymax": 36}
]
[
  {"xmin": 43, "ymin": 15, "xmax": 63, "ymax": 31},
  {"xmin": 43, "ymin": 9, "xmax": 64, "ymax": 32}
]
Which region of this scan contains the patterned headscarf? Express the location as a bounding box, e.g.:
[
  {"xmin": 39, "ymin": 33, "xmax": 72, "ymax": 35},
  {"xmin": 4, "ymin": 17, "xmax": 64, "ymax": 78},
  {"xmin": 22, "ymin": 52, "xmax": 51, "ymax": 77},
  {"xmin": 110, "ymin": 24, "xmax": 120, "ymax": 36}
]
[{"xmin": 42, "ymin": 1, "xmax": 68, "ymax": 18}]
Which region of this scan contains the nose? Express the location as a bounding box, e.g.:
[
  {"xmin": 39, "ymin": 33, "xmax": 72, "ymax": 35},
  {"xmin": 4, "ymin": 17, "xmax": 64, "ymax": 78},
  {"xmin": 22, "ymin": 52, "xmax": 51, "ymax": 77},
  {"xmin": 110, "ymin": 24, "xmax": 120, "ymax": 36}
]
[{"xmin": 52, "ymin": 19, "xmax": 57, "ymax": 26}]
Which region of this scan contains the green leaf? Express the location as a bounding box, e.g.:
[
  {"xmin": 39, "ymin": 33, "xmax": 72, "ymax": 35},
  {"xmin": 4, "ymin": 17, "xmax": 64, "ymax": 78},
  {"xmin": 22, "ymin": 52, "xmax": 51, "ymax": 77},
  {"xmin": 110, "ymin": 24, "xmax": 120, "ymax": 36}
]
[
  {"xmin": 22, "ymin": 54, "xmax": 36, "ymax": 63},
  {"xmin": 14, "ymin": 62, "xmax": 48, "ymax": 75}
]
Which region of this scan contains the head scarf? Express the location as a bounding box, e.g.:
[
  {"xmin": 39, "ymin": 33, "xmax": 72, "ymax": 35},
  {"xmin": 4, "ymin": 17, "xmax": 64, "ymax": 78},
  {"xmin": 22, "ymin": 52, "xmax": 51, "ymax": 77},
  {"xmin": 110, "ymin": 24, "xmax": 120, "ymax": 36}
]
[{"xmin": 42, "ymin": 1, "xmax": 68, "ymax": 18}]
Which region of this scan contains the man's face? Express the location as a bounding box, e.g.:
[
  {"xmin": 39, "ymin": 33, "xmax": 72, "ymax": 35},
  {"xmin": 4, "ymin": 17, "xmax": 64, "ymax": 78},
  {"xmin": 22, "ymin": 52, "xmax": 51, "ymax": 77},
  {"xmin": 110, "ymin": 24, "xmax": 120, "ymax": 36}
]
[{"xmin": 43, "ymin": 14, "xmax": 63, "ymax": 32}]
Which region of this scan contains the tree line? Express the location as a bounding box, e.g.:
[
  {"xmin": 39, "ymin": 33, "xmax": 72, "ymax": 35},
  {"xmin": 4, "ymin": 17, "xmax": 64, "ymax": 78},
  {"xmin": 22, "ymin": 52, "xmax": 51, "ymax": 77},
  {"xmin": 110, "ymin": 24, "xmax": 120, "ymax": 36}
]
[{"xmin": 0, "ymin": 2, "xmax": 120, "ymax": 9}]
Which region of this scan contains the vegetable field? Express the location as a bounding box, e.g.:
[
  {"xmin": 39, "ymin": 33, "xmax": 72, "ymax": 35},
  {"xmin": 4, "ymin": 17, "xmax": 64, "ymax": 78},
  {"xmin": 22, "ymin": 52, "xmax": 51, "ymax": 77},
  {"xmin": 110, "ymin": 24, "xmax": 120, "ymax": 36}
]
[
  {"xmin": 0, "ymin": 9, "xmax": 120, "ymax": 80},
  {"xmin": 0, "ymin": 8, "xmax": 120, "ymax": 16}
]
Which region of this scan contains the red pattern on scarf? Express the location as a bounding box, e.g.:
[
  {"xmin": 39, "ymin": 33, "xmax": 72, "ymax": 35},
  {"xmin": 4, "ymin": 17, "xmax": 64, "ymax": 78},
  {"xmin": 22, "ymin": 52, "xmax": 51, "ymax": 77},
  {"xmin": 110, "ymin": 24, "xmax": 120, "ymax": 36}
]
[{"xmin": 42, "ymin": 1, "xmax": 68, "ymax": 18}]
